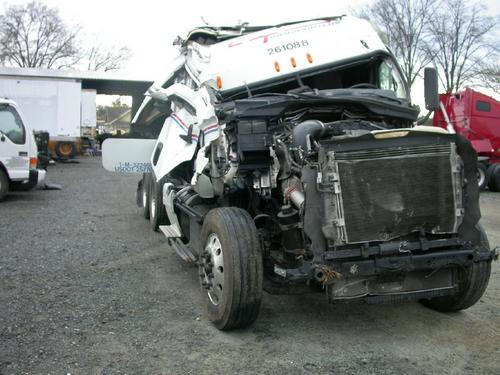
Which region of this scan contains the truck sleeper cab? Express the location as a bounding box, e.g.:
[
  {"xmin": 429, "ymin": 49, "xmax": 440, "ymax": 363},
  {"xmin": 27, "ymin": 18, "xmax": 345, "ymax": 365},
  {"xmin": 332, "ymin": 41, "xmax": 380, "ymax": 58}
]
[
  {"xmin": 103, "ymin": 16, "xmax": 496, "ymax": 330},
  {"xmin": 433, "ymin": 88, "xmax": 500, "ymax": 191},
  {"xmin": 0, "ymin": 99, "xmax": 46, "ymax": 201}
]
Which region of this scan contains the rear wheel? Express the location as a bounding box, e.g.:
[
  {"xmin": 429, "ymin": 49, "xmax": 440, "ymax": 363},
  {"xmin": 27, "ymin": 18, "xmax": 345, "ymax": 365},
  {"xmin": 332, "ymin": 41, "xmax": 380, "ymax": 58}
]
[
  {"xmin": 199, "ymin": 207, "xmax": 263, "ymax": 330},
  {"xmin": 422, "ymin": 225, "xmax": 492, "ymax": 312},
  {"xmin": 54, "ymin": 141, "xmax": 76, "ymax": 159},
  {"xmin": 142, "ymin": 173, "xmax": 151, "ymax": 220},
  {"xmin": 149, "ymin": 177, "xmax": 167, "ymax": 231},
  {"xmin": 487, "ymin": 164, "xmax": 500, "ymax": 192},
  {"xmin": 477, "ymin": 163, "xmax": 487, "ymax": 190},
  {"xmin": 0, "ymin": 170, "xmax": 9, "ymax": 201}
]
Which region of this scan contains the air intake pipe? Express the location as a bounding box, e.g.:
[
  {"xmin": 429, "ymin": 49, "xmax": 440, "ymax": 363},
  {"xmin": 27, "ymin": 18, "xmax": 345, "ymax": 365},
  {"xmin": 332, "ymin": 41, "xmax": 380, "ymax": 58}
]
[{"xmin": 292, "ymin": 120, "xmax": 325, "ymax": 149}]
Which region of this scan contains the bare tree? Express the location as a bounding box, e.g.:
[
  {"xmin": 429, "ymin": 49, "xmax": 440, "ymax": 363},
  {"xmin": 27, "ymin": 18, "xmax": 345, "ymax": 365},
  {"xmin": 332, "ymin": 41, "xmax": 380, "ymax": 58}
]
[
  {"xmin": 0, "ymin": 1, "xmax": 80, "ymax": 69},
  {"xmin": 357, "ymin": 0, "xmax": 436, "ymax": 90},
  {"xmin": 424, "ymin": 0, "xmax": 499, "ymax": 92},
  {"xmin": 473, "ymin": 61, "xmax": 500, "ymax": 94},
  {"xmin": 85, "ymin": 43, "xmax": 132, "ymax": 72}
]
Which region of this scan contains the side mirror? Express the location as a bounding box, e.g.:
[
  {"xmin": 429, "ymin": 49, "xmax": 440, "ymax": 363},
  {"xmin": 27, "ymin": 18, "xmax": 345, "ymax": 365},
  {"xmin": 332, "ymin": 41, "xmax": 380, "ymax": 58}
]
[{"xmin": 424, "ymin": 67, "xmax": 439, "ymax": 111}]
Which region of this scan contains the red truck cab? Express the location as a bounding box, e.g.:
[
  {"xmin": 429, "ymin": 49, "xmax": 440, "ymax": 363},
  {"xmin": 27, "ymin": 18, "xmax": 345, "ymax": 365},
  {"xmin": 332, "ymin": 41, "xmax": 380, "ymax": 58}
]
[{"xmin": 433, "ymin": 88, "xmax": 500, "ymax": 191}]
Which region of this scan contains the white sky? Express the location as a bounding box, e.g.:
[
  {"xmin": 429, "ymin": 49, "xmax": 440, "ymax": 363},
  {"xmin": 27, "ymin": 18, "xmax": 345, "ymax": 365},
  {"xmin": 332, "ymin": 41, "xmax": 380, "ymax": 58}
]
[{"xmin": 3, "ymin": 0, "xmax": 499, "ymax": 107}]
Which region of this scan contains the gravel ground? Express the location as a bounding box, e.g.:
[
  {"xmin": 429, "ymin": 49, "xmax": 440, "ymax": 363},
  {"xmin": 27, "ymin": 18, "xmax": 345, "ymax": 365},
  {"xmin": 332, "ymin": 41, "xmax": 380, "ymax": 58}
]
[{"xmin": 1, "ymin": 157, "xmax": 499, "ymax": 375}]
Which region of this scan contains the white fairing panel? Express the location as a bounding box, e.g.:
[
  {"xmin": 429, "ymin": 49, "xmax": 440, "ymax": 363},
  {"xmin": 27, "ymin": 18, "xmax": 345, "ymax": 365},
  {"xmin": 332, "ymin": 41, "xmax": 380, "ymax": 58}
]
[
  {"xmin": 149, "ymin": 84, "xmax": 219, "ymax": 182},
  {"xmin": 150, "ymin": 107, "xmax": 199, "ymax": 182},
  {"xmin": 102, "ymin": 138, "xmax": 156, "ymax": 173}
]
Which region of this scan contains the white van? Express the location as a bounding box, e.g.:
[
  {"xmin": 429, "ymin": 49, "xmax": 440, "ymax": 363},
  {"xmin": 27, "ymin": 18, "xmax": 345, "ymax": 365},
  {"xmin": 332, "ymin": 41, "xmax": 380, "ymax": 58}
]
[{"xmin": 0, "ymin": 98, "xmax": 46, "ymax": 201}]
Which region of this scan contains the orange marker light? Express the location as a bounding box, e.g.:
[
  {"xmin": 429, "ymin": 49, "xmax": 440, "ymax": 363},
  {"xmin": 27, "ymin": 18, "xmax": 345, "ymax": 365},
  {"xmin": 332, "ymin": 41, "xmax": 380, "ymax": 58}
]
[
  {"xmin": 290, "ymin": 57, "xmax": 297, "ymax": 68},
  {"xmin": 216, "ymin": 75, "xmax": 222, "ymax": 89},
  {"xmin": 306, "ymin": 53, "xmax": 313, "ymax": 64},
  {"xmin": 274, "ymin": 61, "xmax": 280, "ymax": 72},
  {"xmin": 30, "ymin": 157, "xmax": 37, "ymax": 168}
]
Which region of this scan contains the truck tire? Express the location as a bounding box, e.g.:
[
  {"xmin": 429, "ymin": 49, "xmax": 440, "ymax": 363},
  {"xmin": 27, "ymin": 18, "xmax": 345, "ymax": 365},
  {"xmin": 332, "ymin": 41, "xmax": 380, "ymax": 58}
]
[
  {"xmin": 487, "ymin": 164, "xmax": 500, "ymax": 192},
  {"xmin": 140, "ymin": 173, "xmax": 151, "ymax": 219},
  {"xmin": 477, "ymin": 163, "xmax": 487, "ymax": 190},
  {"xmin": 55, "ymin": 141, "xmax": 76, "ymax": 159},
  {"xmin": 0, "ymin": 169, "xmax": 9, "ymax": 201},
  {"xmin": 421, "ymin": 225, "xmax": 492, "ymax": 312},
  {"xmin": 199, "ymin": 207, "xmax": 263, "ymax": 330},
  {"xmin": 149, "ymin": 177, "xmax": 167, "ymax": 231}
]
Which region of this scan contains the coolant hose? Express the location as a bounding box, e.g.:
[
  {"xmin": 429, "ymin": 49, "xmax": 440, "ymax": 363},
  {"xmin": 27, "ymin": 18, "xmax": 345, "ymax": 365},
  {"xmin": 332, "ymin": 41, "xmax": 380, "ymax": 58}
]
[{"xmin": 292, "ymin": 120, "xmax": 325, "ymax": 149}]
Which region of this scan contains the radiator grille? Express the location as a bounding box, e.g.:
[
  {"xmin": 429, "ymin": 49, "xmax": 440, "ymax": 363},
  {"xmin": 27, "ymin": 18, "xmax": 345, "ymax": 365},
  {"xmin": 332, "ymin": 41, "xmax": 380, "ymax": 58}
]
[{"xmin": 335, "ymin": 143, "xmax": 458, "ymax": 243}]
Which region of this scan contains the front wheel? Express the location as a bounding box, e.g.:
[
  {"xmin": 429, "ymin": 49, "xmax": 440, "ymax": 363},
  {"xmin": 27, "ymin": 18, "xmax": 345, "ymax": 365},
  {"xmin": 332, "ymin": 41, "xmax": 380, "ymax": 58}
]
[
  {"xmin": 199, "ymin": 207, "xmax": 263, "ymax": 330},
  {"xmin": 422, "ymin": 225, "xmax": 492, "ymax": 312}
]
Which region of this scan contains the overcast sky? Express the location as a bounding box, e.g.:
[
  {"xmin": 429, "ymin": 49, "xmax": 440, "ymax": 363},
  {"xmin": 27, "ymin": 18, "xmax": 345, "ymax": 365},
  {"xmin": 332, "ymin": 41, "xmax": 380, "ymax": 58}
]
[{"xmin": 3, "ymin": 0, "xmax": 499, "ymax": 106}]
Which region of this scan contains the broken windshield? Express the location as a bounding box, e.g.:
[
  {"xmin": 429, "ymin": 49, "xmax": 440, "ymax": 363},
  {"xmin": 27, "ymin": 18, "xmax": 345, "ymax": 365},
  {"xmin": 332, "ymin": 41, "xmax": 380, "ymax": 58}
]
[{"xmin": 221, "ymin": 53, "xmax": 410, "ymax": 102}]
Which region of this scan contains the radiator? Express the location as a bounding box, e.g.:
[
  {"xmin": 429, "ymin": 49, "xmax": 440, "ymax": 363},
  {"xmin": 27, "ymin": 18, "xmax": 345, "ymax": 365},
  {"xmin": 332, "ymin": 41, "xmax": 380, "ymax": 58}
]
[{"xmin": 320, "ymin": 141, "xmax": 463, "ymax": 245}]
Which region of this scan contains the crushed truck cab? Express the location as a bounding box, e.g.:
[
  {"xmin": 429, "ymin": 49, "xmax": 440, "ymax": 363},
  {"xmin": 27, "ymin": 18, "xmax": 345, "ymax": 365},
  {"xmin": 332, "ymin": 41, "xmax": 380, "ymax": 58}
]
[{"xmin": 103, "ymin": 15, "xmax": 496, "ymax": 330}]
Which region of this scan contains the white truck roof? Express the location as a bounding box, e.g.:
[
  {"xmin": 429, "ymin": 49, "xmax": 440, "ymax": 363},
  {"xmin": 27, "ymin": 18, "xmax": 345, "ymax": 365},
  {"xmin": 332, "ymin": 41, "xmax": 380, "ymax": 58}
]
[
  {"xmin": 0, "ymin": 98, "xmax": 16, "ymax": 106},
  {"xmin": 184, "ymin": 16, "xmax": 388, "ymax": 93}
]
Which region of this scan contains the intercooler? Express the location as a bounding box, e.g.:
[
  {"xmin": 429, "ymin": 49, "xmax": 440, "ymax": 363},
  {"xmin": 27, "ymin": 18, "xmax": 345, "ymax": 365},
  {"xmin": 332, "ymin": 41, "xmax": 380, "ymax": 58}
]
[{"xmin": 319, "ymin": 136, "xmax": 463, "ymax": 245}]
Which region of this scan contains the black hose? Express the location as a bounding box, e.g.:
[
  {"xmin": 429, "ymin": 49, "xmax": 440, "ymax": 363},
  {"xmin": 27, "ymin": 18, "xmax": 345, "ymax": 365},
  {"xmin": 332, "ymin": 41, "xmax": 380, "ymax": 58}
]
[{"xmin": 292, "ymin": 120, "xmax": 325, "ymax": 149}]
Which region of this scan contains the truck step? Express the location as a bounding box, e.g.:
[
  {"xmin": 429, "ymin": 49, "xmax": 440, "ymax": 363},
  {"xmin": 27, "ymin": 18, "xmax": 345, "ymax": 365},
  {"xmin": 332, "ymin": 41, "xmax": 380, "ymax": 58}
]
[
  {"xmin": 159, "ymin": 224, "xmax": 181, "ymax": 238},
  {"xmin": 168, "ymin": 238, "xmax": 197, "ymax": 265}
]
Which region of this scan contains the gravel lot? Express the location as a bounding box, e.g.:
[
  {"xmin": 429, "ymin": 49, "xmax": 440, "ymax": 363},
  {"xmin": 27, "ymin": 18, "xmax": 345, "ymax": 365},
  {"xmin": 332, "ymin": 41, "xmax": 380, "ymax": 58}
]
[{"xmin": 1, "ymin": 157, "xmax": 499, "ymax": 375}]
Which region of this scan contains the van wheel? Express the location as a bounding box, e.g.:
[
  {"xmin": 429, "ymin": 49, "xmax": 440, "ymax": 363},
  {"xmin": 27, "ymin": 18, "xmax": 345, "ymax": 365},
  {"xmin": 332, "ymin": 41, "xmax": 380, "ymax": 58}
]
[
  {"xmin": 55, "ymin": 141, "xmax": 76, "ymax": 159},
  {"xmin": 487, "ymin": 164, "xmax": 500, "ymax": 192},
  {"xmin": 0, "ymin": 169, "xmax": 9, "ymax": 201},
  {"xmin": 477, "ymin": 163, "xmax": 487, "ymax": 189},
  {"xmin": 199, "ymin": 207, "xmax": 263, "ymax": 330},
  {"xmin": 149, "ymin": 177, "xmax": 167, "ymax": 231},
  {"xmin": 421, "ymin": 225, "xmax": 492, "ymax": 311}
]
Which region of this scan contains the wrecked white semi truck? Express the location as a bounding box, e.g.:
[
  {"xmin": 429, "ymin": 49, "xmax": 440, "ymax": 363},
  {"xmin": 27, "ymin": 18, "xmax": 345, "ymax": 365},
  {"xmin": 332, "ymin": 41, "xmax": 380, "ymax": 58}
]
[{"xmin": 103, "ymin": 16, "xmax": 496, "ymax": 330}]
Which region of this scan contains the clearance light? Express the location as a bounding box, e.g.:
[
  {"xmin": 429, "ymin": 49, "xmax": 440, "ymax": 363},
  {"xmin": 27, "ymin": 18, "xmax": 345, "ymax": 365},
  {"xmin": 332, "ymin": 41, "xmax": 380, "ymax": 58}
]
[
  {"xmin": 216, "ymin": 75, "xmax": 222, "ymax": 89},
  {"xmin": 274, "ymin": 61, "xmax": 280, "ymax": 72},
  {"xmin": 373, "ymin": 131, "xmax": 410, "ymax": 139},
  {"xmin": 306, "ymin": 53, "xmax": 313, "ymax": 64},
  {"xmin": 290, "ymin": 57, "xmax": 297, "ymax": 68},
  {"xmin": 30, "ymin": 157, "xmax": 37, "ymax": 168}
]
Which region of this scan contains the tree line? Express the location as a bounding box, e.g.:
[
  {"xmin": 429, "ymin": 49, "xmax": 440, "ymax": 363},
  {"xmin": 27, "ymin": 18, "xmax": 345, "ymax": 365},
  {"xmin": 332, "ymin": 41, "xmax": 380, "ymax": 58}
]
[
  {"xmin": 0, "ymin": 1, "xmax": 131, "ymax": 72},
  {"xmin": 359, "ymin": 0, "xmax": 499, "ymax": 93}
]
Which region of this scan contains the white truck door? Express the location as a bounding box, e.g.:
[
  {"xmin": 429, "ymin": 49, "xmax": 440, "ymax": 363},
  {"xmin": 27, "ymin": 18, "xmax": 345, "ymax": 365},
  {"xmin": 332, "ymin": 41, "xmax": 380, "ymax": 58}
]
[{"xmin": 0, "ymin": 104, "xmax": 30, "ymax": 180}]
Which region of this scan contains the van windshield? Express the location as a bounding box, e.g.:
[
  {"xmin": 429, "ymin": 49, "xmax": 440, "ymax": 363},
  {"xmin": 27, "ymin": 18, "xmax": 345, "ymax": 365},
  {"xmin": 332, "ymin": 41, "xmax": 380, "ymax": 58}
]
[{"xmin": 0, "ymin": 105, "xmax": 26, "ymax": 144}]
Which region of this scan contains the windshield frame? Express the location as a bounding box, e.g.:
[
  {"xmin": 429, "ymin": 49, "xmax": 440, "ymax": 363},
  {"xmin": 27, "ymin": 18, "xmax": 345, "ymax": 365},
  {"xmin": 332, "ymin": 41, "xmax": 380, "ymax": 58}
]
[{"xmin": 219, "ymin": 51, "xmax": 412, "ymax": 103}]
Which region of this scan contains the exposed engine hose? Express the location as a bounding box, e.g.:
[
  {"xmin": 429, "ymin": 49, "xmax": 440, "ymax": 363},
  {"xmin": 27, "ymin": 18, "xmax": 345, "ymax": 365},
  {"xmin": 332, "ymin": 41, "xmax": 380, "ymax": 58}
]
[{"xmin": 292, "ymin": 120, "xmax": 325, "ymax": 149}]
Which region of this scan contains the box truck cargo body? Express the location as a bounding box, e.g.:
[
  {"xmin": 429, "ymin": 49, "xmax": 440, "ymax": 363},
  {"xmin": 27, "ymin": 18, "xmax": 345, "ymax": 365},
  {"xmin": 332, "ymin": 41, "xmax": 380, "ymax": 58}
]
[
  {"xmin": 0, "ymin": 77, "xmax": 82, "ymax": 137},
  {"xmin": 0, "ymin": 75, "xmax": 96, "ymax": 158}
]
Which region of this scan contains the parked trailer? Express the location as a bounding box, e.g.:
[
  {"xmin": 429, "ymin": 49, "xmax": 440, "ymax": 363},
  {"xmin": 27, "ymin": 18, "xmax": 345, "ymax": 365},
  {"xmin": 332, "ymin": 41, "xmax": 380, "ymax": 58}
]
[
  {"xmin": 103, "ymin": 16, "xmax": 496, "ymax": 330},
  {"xmin": 433, "ymin": 88, "xmax": 500, "ymax": 191},
  {"xmin": 0, "ymin": 75, "xmax": 96, "ymax": 159}
]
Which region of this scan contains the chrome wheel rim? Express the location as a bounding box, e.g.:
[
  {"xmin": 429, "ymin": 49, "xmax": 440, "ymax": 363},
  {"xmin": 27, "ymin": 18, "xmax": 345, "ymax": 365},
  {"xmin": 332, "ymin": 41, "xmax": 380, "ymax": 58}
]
[
  {"xmin": 200, "ymin": 233, "xmax": 224, "ymax": 305},
  {"xmin": 142, "ymin": 187, "xmax": 147, "ymax": 207},
  {"xmin": 478, "ymin": 167, "xmax": 485, "ymax": 187},
  {"xmin": 150, "ymin": 195, "xmax": 156, "ymax": 219}
]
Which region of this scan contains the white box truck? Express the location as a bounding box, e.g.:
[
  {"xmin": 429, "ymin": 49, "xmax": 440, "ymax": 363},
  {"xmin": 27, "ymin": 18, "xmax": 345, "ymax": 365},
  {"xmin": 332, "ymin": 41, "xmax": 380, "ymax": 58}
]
[{"xmin": 0, "ymin": 76, "xmax": 96, "ymax": 158}]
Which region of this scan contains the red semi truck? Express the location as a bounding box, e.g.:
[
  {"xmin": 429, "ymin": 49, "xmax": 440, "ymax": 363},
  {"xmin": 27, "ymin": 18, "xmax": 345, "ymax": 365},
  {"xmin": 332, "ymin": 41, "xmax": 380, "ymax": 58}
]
[{"xmin": 433, "ymin": 88, "xmax": 500, "ymax": 191}]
